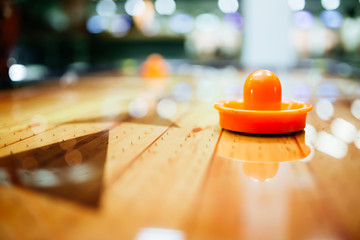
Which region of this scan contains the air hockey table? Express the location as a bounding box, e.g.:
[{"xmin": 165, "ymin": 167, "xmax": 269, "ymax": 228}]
[{"xmin": 0, "ymin": 70, "xmax": 360, "ymax": 240}]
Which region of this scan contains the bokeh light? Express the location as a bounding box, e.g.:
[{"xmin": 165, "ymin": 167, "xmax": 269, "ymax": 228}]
[
  {"xmin": 169, "ymin": 13, "xmax": 194, "ymax": 34},
  {"xmin": 341, "ymin": 18, "xmax": 360, "ymax": 52},
  {"xmin": 315, "ymin": 131, "xmax": 348, "ymax": 159},
  {"xmin": 141, "ymin": 19, "xmax": 161, "ymax": 37},
  {"xmin": 330, "ymin": 118, "xmax": 357, "ymax": 143},
  {"xmin": 136, "ymin": 228, "xmax": 185, "ymax": 240},
  {"xmin": 65, "ymin": 149, "xmax": 83, "ymax": 166},
  {"xmin": 243, "ymin": 162, "xmax": 279, "ymax": 182},
  {"xmin": 172, "ymin": 82, "xmax": 193, "ymax": 102},
  {"xmin": 293, "ymin": 11, "xmax": 314, "ymax": 29},
  {"xmin": 155, "ymin": 0, "xmax": 176, "ymax": 15},
  {"xmin": 355, "ymin": 131, "xmax": 360, "ymax": 150},
  {"xmin": 67, "ymin": 163, "xmax": 95, "ymax": 183},
  {"xmin": 321, "ymin": 0, "xmax": 340, "ymax": 10},
  {"xmin": 218, "ymin": 0, "xmax": 239, "ymax": 14},
  {"xmin": 24, "ymin": 64, "xmax": 48, "ymax": 81},
  {"xmin": 19, "ymin": 169, "xmax": 59, "ymax": 187},
  {"xmin": 60, "ymin": 70, "xmax": 78, "ymax": 86},
  {"xmin": 290, "ymin": 82, "xmax": 312, "ymax": 102},
  {"xmin": 350, "ymin": 99, "xmax": 360, "ymax": 120},
  {"xmin": 195, "ymin": 14, "xmax": 221, "ymax": 32},
  {"xmin": 288, "ymin": 0, "xmax": 305, "ymax": 11},
  {"xmin": 0, "ymin": 168, "xmax": 11, "ymax": 186},
  {"xmin": 46, "ymin": 8, "xmax": 69, "ymax": 32},
  {"xmin": 315, "ymin": 99, "xmax": 334, "ymax": 121},
  {"xmin": 110, "ymin": 14, "xmax": 132, "ymax": 37},
  {"xmin": 9, "ymin": 64, "xmax": 27, "ymax": 81},
  {"xmin": 334, "ymin": 62, "xmax": 352, "ymax": 77},
  {"xmin": 101, "ymin": 97, "xmax": 122, "ymax": 117},
  {"xmin": 196, "ymin": 80, "xmax": 218, "ymax": 102},
  {"xmin": 128, "ymin": 97, "xmax": 149, "ymax": 118},
  {"xmin": 96, "ymin": 0, "xmax": 117, "ymax": 17},
  {"xmin": 131, "ymin": 0, "xmax": 158, "ymax": 37},
  {"xmin": 219, "ymin": 24, "xmax": 241, "ymax": 56},
  {"xmin": 224, "ymin": 83, "xmax": 242, "ymax": 99},
  {"xmin": 316, "ymin": 82, "xmax": 339, "ymax": 102},
  {"xmin": 125, "ymin": 0, "xmax": 146, "ymax": 17},
  {"xmin": 120, "ymin": 59, "xmax": 138, "ymax": 75},
  {"xmin": 224, "ymin": 12, "xmax": 243, "ymax": 29},
  {"xmin": 157, "ymin": 98, "xmax": 177, "ymax": 119},
  {"xmin": 320, "ymin": 10, "xmax": 343, "ymax": 29},
  {"xmin": 86, "ymin": 15, "xmax": 109, "ymax": 34},
  {"xmin": 305, "ymin": 124, "xmax": 317, "ymax": 145}
]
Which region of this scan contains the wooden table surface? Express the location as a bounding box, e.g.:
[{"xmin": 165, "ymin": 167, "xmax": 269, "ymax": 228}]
[{"xmin": 0, "ymin": 70, "xmax": 360, "ymax": 240}]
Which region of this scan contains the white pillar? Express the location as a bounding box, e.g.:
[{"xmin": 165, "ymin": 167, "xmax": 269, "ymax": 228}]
[{"xmin": 241, "ymin": 0, "xmax": 296, "ymax": 70}]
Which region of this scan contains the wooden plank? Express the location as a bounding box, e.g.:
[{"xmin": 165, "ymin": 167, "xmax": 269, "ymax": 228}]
[{"xmin": 0, "ymin": 72, "xmax": 360, "ymax": 240}]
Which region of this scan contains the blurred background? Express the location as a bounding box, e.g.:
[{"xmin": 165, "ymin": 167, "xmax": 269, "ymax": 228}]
[{"xmin": 0, "ymin": 0, "xmax": 360, "ymax": 88}]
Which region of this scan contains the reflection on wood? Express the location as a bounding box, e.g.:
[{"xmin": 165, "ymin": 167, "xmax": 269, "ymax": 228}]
[
  {"xmin": 216, "ymin": 130, "xmax": 312, "ymax": 162},
  {"xmin": 215, "ymin": 130, "xmax": 313, "ymax": 182},
  {"xmin": 0, "ymin": 131, "xmax": 108, "ymax": 207},
  {"xmin": 242, "ymin": 162, "xmax": 279, "ymax": 182}
]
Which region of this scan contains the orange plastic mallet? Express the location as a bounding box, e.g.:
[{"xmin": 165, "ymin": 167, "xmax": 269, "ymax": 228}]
[{"xmin": 214, "ymin": 70, "xmax": 312, "ymax": 134}]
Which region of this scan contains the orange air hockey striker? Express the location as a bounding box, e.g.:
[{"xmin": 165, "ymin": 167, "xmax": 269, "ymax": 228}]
[
  {"xmin": 140, "ymin": 54, "xmax": 169, "ymax": 79},
  {"xmin": 214, "ymin": 70, "xmax": 313, "ymax": 134}
]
